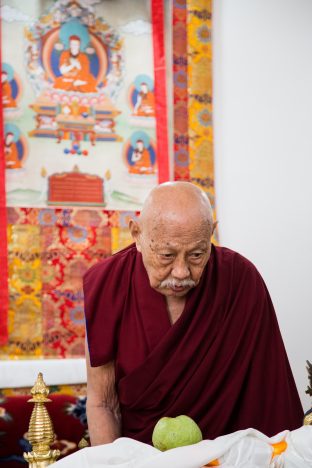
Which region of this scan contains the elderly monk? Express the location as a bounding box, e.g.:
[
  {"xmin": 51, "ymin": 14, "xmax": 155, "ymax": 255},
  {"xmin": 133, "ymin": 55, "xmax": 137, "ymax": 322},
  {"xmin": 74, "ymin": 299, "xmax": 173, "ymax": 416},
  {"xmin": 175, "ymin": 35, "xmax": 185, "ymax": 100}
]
[{"xmin": 84, "ymin": 182, "xmax": 303, "ymax": 447}]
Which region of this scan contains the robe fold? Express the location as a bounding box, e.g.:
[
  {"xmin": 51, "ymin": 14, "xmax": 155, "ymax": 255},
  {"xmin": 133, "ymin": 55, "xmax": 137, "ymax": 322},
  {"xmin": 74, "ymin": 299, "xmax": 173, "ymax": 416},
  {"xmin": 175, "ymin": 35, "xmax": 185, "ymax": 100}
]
[
  {"xmin": 54, "ymin": 51, "xmax": 97, "ymax": 93},
  {"xmin": 5, "ymin": 143, "xmax": 21, "ymax": 169},
  {"xmin": 135, "ymin": 91, "xmax": 156, "ymax": 116},
  {"xmin": 84, "ymin": 244, "xmax": 303, "ymax": 444},
  {"xmin": 129, "ymin": 148, "xmax": 154, "ymax": 174},
  {"xmin": 2, "ymin": 81, "xmax": 17, "ymax": 108}
]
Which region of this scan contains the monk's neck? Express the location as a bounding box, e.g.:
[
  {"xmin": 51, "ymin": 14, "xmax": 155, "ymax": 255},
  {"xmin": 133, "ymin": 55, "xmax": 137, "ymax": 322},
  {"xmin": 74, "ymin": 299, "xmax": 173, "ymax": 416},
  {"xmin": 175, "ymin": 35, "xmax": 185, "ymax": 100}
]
[{"xmin": 166, "ymin": 296, "xmax": 186, "ymax": 325}]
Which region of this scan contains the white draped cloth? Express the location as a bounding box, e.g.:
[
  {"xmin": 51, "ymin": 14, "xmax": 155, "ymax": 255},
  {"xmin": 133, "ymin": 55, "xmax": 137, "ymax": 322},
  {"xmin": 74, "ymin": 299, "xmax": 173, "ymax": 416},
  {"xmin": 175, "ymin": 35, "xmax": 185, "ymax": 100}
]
[{"xmin": 50, "ymin": 426, "xmax": 312, "ymax": 468}]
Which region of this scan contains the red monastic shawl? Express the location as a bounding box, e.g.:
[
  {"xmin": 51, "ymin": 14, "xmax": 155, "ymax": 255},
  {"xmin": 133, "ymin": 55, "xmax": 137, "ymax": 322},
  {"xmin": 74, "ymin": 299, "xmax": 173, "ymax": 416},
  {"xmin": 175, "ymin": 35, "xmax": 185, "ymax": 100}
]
[{"xmin": 84, "ymin": 244, "xmax": 303, "ymax": 444}]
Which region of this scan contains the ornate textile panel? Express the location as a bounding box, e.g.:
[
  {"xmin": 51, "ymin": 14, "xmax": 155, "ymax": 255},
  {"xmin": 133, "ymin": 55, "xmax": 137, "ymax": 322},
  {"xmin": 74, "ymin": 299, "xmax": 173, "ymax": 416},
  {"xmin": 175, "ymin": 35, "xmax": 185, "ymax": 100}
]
[
  {"xmin": 7, "ymin": 222, "xmax": 43, "ymax": 356},
  {"xmin": 173, "ymin": 0, "xmax": 190, "ymax": 181},
  {"xmin": 173, "ymin": 0, "xmax": 217, "ymax": 241},
  {"xmin": 0, "ymin": 208, "xmax": 134, "ymax": 359},
  {"xmin": 187, "ymin": 0, "xmax": 215, "ymax": 208}
]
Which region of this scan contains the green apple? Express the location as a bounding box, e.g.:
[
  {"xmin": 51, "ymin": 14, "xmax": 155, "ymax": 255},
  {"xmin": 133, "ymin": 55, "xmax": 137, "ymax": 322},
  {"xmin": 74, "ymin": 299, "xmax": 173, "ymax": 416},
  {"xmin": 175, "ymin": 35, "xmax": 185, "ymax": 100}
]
[{"xmin": 152, "ymin": 415, "xmax": 203, "ymax": 451}]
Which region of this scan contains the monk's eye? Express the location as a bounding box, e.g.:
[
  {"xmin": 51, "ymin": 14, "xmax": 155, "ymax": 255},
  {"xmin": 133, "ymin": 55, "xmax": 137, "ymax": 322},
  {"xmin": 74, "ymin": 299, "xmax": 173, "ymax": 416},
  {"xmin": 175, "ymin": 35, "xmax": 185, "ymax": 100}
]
[
  {"xmin": 189, "ymin": 252, "xmax": 204, "ymax": 260},
  {"xmin": 159, "ymin": 253, "xmax": 174, "ymax": 261}
]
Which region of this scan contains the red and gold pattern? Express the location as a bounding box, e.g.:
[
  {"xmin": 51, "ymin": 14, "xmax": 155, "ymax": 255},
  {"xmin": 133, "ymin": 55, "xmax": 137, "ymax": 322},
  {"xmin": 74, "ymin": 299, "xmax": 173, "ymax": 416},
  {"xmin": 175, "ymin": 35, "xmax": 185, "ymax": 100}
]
[
  {"xmin": 173, "ymin": 0, "xmax": 190, "ymax": 181},
  {"xmin": 0, "ymin": 208, "xmax": 134, "ymax": 359},
  {"xmin": 187, "ymin": 0, "xmax": 214, "ymax": 199},
  {"xmin": 173, "ymin": 0, "xmax": 214, "ymax": 187},
  {"xmin": 173, "ymin": 0, "xmax": 217, "ymax": 242}
]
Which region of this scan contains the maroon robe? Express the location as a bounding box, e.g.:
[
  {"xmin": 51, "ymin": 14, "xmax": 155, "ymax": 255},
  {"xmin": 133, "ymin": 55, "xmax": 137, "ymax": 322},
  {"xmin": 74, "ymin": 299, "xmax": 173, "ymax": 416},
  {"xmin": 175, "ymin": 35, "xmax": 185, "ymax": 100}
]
[{"xmin": 84, "ymin": 244, "xmax": 303, "ymax": 444}]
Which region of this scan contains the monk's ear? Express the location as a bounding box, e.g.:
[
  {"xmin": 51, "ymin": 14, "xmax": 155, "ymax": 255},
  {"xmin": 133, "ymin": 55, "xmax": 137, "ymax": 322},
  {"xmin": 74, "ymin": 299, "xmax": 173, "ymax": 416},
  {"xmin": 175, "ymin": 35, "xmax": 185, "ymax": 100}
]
[
  {"xmin": 129, "ymin": 219, "xmax": 142, "ymax": 252},
  {"xmin": 212, "ymin": 221, "xmax": 218, "ymax": 236}
]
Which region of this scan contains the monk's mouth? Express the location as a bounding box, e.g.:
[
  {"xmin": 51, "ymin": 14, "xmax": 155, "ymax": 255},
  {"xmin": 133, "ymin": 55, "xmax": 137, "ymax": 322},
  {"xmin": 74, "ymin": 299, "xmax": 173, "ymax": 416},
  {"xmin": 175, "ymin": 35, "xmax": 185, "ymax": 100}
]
[{"xmin": 169, "ymin": 285, "xmax": 189, "ymax": 292}]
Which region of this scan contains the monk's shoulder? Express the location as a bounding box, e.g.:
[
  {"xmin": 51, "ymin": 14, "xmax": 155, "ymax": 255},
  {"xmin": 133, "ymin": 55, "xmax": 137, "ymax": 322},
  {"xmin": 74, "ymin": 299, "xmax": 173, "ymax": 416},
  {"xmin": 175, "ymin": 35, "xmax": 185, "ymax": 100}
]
[
  {"xmin": 213, "ymin": 246, "xmax": 273, "ymax": 322},
  {"xmin": 79, "ymin": 52, "xmax": 89, "ymax": 63},
  {"xmin": 83, "ymin": 243, "xmax": 137, "ymax": 286},
  {"xmin": 213, "ymin": 245, "xmax": 264, "ymax": 287},
  {"xmin": 60, "ymin": 50, "xmax": 69, "ymax": 59}
]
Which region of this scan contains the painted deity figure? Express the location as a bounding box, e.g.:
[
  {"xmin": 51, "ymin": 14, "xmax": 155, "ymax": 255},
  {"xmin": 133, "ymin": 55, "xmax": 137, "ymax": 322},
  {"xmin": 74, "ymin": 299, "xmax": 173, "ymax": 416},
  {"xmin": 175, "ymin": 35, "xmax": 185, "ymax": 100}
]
[
  {"xmin": 83, "ymin": 12, "xmax": 96, "ymax": 29},
  {"xmin": 26, "ymin": 43, "xmax": 42, "ymax": 76},
  {"xmin": 4, "ymin": 132, "xmax": 20, "ymax": 169},
  {"xmin": 2, "ymin": 70, "xmax": 16, "ymax": 108},
  {"xmin": 53, "ymin": 9, "xmax": 66, "ymax": 27},
  {"xmin": 54, "ymin": 35, "xmax": 97, "ymax": 93},
  {"xmin": 133, "ymin": 82, "xmax": 155, "ymax": 117},
  {"xmin": 129, "ymin": 139, "xmax": 154, "ymax": 174},
  {"xmin": 67, "ymin": 2, "xmax": 83, "ymax": 18}
]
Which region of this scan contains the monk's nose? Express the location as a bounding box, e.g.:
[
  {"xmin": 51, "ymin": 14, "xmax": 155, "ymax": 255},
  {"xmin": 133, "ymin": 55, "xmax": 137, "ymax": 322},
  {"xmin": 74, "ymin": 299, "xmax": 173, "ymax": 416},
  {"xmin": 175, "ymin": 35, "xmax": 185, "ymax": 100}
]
[{"xmin": 171, "ymin": 260, "xmax": 190, "ymax": 280}]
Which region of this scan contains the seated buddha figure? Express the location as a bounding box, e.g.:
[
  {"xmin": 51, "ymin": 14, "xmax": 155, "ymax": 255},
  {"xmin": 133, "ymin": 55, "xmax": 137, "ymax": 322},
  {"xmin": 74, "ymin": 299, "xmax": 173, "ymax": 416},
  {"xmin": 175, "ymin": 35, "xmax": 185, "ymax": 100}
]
[
  {"xmin": 129, "ymin": 139, "xmax": 155, "ymax": 175},
  {"xmin": 4, "ymin": 132, "xmax": 21, "ymax": 169},
  {"xmin": 54, "ymin": 35, "xmax": 97, "ymax": 93},
  {"xmin": 2, "ymin": 70, "xmax": 17, "ymax": 108},
  {"xmin": 133, "ymin": 82, "xmax": 155, "ymax": 117}
]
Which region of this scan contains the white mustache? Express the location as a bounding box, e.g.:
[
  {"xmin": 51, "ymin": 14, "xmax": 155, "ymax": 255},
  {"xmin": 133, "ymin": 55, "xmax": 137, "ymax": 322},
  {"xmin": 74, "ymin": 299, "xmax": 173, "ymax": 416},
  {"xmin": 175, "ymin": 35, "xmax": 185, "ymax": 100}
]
[{"xmin": 159, "ymin": 278, "xmax": 196, "ymax": 289}]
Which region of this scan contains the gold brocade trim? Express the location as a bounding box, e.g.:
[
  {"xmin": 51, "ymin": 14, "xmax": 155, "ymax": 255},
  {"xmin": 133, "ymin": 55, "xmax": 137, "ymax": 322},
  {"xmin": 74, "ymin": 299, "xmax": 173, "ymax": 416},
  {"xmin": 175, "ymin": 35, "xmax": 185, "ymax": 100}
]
[
  {"xmin": 23, "ymin": 373, "xmax": 60, "ymax": 467},
  {"xmin": 187, "ymin": 0, "xmax": 217, "ymax": 243}
]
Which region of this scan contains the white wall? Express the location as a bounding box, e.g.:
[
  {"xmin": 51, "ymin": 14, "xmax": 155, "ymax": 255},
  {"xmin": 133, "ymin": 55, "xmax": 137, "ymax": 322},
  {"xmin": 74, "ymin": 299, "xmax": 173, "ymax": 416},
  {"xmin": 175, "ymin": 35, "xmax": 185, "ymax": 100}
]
[{"xmin": 213, "ymin": 0, "xmax": 312, "ymax": 411}]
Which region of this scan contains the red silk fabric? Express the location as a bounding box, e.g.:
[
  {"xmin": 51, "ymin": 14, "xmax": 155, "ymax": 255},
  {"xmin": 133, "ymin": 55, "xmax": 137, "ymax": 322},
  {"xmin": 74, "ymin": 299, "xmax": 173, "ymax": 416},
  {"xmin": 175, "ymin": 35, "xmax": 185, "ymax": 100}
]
[
  {"xmin": 151, "ymin": 0, "xmax": 170, "ymax": 183},
  {"xmin": 84, "ymin": 244, "xmax": 303, "ymax": 444},
  {"xmin": 0, "ymin": 18, "xmax": 9, "ymax": 346}
]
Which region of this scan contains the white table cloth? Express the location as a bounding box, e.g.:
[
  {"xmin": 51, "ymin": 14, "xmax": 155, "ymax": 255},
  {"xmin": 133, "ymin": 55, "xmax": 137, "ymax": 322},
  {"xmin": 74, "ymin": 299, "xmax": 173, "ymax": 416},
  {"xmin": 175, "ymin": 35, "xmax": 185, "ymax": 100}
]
[{"xmin": 50, "ymin": 425, "xmax": 312, "ymax": 468}]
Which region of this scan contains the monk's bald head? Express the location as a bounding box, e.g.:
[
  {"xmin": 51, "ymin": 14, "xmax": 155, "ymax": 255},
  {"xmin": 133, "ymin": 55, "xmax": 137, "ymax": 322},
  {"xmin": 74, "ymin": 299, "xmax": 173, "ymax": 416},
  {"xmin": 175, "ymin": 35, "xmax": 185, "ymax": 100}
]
[{"xmin": 139, "ymin": 181, "xmax": 214, "ymax": 235}]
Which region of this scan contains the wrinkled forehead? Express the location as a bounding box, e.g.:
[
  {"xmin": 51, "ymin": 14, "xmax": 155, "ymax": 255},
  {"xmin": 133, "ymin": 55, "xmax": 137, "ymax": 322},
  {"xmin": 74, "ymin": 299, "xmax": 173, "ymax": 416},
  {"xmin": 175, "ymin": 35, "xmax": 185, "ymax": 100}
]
[
  {"xmin": 142, "ymin": 213, "xmax": 212, "ymax": 243},
  {"xmin": 151, "ymin": 238, "xmax": 210, "ymax": 254}
]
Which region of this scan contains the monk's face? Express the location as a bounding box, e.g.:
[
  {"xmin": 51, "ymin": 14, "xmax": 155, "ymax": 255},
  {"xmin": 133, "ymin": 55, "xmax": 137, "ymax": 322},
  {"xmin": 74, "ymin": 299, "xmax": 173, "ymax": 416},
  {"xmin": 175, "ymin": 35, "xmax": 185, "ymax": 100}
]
[
  {"xmin": 136, "ymin": 140, "xmax": 144, "ymax": 151},
  {"xmin": 141, "ymin": 83, "xmax": 148, "ymax": 94},
  {"xmin": 5, "ymin": 133, "xmax": 14, "ymax": 145},
  {"xmin": 2, "ymin": 72, "xmax": 7, "ymax": 83},
  {"xmin": 70, "ymin": 39, "xmax": 80, "ymax": 57},
  {"xmin": 137, "ymin": 216, "xmax": 213, "ymax": 298}
]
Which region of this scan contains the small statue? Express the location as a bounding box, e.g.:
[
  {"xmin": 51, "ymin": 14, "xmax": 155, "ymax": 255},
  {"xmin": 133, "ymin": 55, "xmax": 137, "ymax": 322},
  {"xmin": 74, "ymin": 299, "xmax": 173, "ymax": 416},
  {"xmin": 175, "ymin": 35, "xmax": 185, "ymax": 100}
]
[
  {"xmin": 23, "ymin": 373, "xmax": 60, "ymax": 466},
  {"xmin": 303, "ymin": 360, "xmax": 312, "ymax": 425}
]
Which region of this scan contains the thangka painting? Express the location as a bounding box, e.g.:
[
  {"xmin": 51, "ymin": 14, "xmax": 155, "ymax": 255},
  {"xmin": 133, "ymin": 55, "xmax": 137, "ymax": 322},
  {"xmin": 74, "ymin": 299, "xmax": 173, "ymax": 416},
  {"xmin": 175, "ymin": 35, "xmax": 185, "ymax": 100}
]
[{"xmin": 2, "ymin": 0, "xmax": 167, "ymax": 211}]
